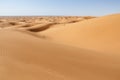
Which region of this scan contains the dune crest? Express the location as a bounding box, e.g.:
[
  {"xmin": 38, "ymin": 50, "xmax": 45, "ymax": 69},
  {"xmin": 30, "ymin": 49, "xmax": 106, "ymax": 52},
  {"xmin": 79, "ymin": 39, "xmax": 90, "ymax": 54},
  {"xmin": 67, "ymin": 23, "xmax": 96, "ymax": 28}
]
[{"xmin": 41, "ymin": 14, "xmax": 120, "ymax": 54}]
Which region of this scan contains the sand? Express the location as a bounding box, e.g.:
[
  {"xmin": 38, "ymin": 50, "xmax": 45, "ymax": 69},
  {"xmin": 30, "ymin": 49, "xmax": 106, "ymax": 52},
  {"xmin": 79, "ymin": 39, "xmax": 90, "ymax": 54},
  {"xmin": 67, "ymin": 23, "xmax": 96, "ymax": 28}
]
[
  {"xmin": 41, "ymin": 14, "xmax": 120, "ymax": 54},
  {"xmin": 0, "ymin": 14, "xmax": 120, "ymax": 80}
]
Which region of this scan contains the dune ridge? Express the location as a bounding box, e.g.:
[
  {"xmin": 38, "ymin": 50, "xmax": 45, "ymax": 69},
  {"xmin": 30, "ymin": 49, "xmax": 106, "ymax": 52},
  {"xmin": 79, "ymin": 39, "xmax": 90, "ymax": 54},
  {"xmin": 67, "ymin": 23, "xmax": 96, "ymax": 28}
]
[{"xmin": 41, "ymin": 14, "xmax": 120, "ymax": 54}]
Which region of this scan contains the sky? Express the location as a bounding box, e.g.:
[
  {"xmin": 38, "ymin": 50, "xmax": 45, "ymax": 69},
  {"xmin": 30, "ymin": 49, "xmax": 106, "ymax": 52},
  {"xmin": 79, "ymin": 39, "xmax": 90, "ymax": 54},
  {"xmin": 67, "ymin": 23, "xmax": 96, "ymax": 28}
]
[{"xmin": 0, "ymin": 0, "xmax": 120, "ymax": 16}]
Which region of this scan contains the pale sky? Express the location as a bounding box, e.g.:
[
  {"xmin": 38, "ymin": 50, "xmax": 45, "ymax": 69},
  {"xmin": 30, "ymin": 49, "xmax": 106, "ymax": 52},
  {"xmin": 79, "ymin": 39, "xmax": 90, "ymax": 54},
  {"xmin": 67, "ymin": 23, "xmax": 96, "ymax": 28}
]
[{"xmin": 0, "ymin": 0, "xmax": 120, "ymax": 16}]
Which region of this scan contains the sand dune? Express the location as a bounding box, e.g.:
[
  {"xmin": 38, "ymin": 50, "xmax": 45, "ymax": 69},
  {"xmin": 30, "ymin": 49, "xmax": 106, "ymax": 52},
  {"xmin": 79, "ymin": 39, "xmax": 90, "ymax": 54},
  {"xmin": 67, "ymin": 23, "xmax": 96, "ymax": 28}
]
[
  {"xmin": 0, "ymin": 16, "xmax": 86, "ymax": 30},
  {"xmin": 41, "ymin": 14, "xmax": 120, "ymax": 54},
  {"xmin": 0, "ymin": 15, "xmax": 120, "ymax": 80},
  {"xmin": 0, "ymin": 29, "xmax": 120, "ymax": 80}
]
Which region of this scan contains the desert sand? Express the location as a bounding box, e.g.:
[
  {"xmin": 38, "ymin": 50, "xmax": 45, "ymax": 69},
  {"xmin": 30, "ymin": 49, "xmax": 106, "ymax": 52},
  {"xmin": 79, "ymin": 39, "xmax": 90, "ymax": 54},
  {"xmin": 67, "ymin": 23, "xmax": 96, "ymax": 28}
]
[
  {"xmin": 41, "ymin": 14, "xmax": 120, "ymax": 54},
  {"xmin": 0, "ymin": 14, "xmax": 120, "ymax": 80}
]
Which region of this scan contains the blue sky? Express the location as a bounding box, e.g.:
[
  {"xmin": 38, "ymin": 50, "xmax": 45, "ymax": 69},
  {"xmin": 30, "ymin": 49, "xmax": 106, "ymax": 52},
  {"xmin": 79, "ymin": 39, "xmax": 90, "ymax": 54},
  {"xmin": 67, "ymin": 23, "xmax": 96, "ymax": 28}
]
[{"xmin": 0, "ymin": 0, "xmax": 120, "ymax": 16}]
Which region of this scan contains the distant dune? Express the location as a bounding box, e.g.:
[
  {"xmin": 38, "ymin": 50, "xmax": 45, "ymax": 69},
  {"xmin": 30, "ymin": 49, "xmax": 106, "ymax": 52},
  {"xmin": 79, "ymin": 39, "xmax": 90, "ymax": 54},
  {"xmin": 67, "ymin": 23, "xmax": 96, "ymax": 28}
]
[{"xmin": 0, "ymin": 14, "xmax": 120, "ymax": 80}]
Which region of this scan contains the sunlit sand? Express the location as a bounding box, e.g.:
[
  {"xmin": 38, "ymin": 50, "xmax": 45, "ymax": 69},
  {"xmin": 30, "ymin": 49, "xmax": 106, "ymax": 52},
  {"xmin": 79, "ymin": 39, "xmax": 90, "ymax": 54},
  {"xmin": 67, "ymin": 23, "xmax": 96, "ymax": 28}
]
[{"xmin": 0, "ymin": 14, "xmax": 120, "ymax": 80}]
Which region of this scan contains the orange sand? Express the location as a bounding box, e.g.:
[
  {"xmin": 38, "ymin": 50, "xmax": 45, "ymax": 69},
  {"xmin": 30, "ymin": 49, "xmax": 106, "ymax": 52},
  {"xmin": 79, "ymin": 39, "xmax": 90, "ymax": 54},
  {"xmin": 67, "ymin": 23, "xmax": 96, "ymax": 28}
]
[{"xmin": 0, "ymin": 15, "xmax": 120, "ymax": 80}]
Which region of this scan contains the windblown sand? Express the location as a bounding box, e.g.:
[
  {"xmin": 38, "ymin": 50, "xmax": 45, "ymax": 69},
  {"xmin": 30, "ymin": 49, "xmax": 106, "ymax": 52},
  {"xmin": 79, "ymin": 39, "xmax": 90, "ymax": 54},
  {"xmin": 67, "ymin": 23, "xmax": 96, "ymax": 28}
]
[{"xmin": 0, "ymin": 15, "xmax": 120, "ymax": 80}]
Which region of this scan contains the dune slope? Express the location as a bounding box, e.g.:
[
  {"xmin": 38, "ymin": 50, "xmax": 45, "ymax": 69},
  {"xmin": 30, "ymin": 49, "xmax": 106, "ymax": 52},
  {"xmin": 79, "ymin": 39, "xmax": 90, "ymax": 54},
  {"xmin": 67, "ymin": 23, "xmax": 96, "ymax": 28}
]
[
  {"xmin": 0, "ymin": 29, "xmax": 120, "ymax": 80},
  {"xmin": 41, "ymin": 14, "xmax": 120, "ymax": 54}
]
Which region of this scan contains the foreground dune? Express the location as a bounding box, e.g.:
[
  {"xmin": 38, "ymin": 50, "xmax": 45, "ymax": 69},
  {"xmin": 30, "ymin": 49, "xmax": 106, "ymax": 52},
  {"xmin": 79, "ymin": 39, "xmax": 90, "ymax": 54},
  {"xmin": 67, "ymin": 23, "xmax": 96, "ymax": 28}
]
[
  {"xmin": 41, "ymin": 14, "xmax": 120, "ymax": 54},
  {"xmin": 0, "ymin": 29, "xmax": 120, "ymax": 80},
  {"xmin": 0, "ymin": 14, "xmax": 120, "ymax": 80}
]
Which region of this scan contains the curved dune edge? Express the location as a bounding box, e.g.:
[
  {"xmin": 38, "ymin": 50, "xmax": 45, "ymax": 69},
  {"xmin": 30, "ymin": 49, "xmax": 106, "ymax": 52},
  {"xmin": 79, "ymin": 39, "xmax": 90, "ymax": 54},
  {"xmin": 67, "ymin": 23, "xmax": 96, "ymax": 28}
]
[
  {"xmin": 40, "ymin": 14, "xmax": 120, "ymax": 54},
  {"xmin": 0, "ymin": 29, "xmax": 120, "ymax": 80}
]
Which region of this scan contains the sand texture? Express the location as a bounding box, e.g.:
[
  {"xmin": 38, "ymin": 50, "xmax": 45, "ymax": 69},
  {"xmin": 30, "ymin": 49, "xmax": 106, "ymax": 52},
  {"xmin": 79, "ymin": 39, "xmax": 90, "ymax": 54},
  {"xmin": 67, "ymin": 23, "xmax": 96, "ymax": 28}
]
[{"xmin": 0, "ymin": 14, "xmax": 120, "ymax": 80}]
